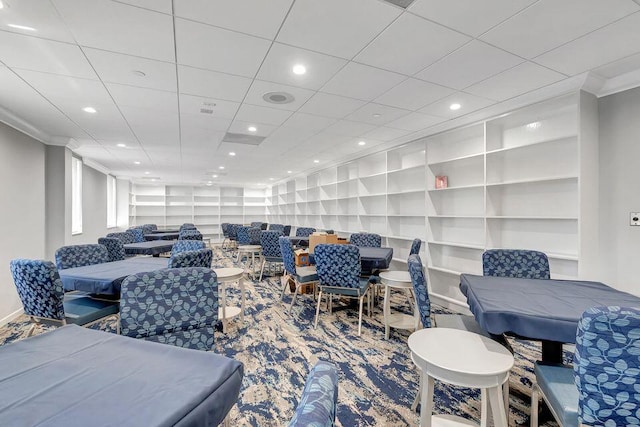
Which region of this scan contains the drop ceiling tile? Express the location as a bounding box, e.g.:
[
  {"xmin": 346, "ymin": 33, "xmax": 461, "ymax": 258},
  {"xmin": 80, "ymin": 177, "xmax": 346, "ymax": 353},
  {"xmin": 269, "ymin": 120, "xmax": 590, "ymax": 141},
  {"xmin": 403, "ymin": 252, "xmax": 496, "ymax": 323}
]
[
  {"xmin": 344, "ymin": 103, "xmax": 409, "ymax": 125},
  {"xmin": 465, "ymin": 61, "xmax": 565, "ymax": 101},
  {"xmin": 375, "ymin": 78, "xmax": 454, "ymax": 111},
  {"xmin": 180, "ymin": 94, "xmax": 240, "ymax": 120},
  {"xmin": 276, "ymin": 0, "xmax": 401, "ymax": 59},
  {"xmin": 355, "ymin": 13, "xmax": 470, "ymax": 75},
  {"xmin": 298, "ymin": 92, "xmax": 365, "ymax": 119},
  {"xmin": 114, "ymin": 0, "xmax": 173, "ymax": 14},
  {"xmin": 408, "ymin": 0, "xmax": 536, "ymax": 37},
  {"xmin": 256, "ymin": 43, "xmax": 347, "ymax": 90},
  {"xmin": 15, "ymin": 69, "xmax": 112, "ymax": 105},
  {"xmin": 50, "ymin": 98, "xmax": 133, "ymax": 141},
  {"xmin": 84, "ymin": 48, "xmax": 177, "ymax": 92},
  {"xmin": 362, "ymin": 126, "xmax": 412, "ymax": 142},
  {"xmin": 228, "ymin": 120, "xmax": 277, "ymax": 137},
  {"xmin": 535, "ymin": 12, "xmax": 640, "ymax": 76},
  {"xmin": 178, "ymin": 65, "xmax": 252, "ymax": 102},
  {"xmin": 234, "ymin": 104, "xmax": 293, "ymax": 126},
  {"xmin": 0, "ymin": 32, "xmax": 97, "ymax": 79},
  {"xmin": 593, "ymin": 51, "xmax": 640, "ymax": 79},
  {"xmin": 180, "ymin": 126, "xmax": 226, "ymax": 147},
  {"xmin": 52, "ymin": 0, "xmax": 175, "ymax": 61},
  {"xmin": 282, "ymin": 112, "xmax": 336, "ymax": 132},
  {"xmin": 174, "ymin": 0, "xmax": 293, "ymax": 39},
  {"xmin": 415, "ymin": 40, "xmax": 523, "ymax": 90},
  {"xmin": 419, "ymin": 91, "xmax": 495, "ymax": 118},
  {"xmin": 243, "ymin": 80, "xmax": 315, "ymax": 111},
  {"xmin": 386, "ymin": 112, "xmax": 444, "ymax": 132},
  {"xmin": 121, "ymin": 107, "xmax": 179, "ymax": 145},
  {"xmin": 0, "ymin": 0, "xmax": 77, "ymax": 42},
  {"xmin": 480, "ymin": 0, "xmax": 639, "ymax": 59},
  {"xmin": 175, "ymin": 18, "xmax": 271, "ymax": 77},
  {"xmin": 323, "ymin": 119, "xmax": 377, "ymax": 137},
  {"xmin": 181, "ymin": 114, "xmax": 232, "ymax": 132},
  {"xmin": 106, "ymin": 83, "xmax": 178, "ymax": 113},
  {"xmin": 321, "ymin": 62, "xmax": 405, "ymax": 101}
]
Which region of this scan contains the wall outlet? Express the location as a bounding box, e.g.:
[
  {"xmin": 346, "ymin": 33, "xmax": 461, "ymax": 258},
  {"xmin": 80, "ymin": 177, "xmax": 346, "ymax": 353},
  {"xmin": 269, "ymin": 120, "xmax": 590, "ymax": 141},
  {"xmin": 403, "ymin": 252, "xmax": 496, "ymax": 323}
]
[{"xmin": 631, "ymin": 212, "xmax": 640, "ymax": 226}]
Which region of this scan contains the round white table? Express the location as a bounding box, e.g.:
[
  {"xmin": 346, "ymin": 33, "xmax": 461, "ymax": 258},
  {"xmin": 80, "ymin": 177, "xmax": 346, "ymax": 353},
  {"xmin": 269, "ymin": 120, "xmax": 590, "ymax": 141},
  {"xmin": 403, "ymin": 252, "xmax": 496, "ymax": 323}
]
[
  {"xmin": 236, "ymin": 245, "xmax": 262, "ymax": 280},
  {"xmin": 380, "ymin": 270, "xmax": 418, "ymax": 339},
  {"xmin": 213, "ymin": 267, "xmax": 245, "ymax": 333},
  {"xmin": 408, "ymin": 328, "xmax": 514, "ymax": 427}
]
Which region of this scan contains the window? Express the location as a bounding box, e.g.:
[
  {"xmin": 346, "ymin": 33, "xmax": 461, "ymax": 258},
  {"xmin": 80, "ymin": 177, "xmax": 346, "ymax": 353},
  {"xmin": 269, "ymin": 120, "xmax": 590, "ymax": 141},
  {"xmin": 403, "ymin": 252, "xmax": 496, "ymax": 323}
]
[
  {"xmin": 107, "ymin": 175, "xmax": 117, "ymax": 228},
  {"xmin": 71, "ymin": 156, "xmax": 83, "ymax": 235}
]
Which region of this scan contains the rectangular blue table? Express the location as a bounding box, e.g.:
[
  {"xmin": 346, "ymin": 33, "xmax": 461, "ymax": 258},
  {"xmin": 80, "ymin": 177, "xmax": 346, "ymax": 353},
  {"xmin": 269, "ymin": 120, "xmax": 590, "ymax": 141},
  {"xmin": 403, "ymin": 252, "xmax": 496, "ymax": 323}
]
[
  {"xmin": 288, "ymin": 236, "xmax": 309, "ymax": 247},
  {"xmin": 144, "ymin": 232, "xmax": 180, "ymax": 241},
  {"xmin": 460, "ymin": 274, "xmax": 640, "ymax": 364},
  {"xmin": 59, "ymin": 257, "xmax": 169, "ymax": 295},
  {"xmin": 308, "ymin": 246, "xmax": 393, "ymax": 274},
  {"xmin": 0, "ymin": 325, "xmax": 243, "ymax": 426},
  {"xmin": 124, "ymin": 240, "xmax": 175, "ymax": 256}
]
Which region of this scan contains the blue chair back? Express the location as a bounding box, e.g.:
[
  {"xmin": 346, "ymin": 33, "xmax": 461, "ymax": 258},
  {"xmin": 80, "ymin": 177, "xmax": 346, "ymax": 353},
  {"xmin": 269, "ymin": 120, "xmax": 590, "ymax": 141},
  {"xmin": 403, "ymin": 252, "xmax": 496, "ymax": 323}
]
[
  {"xmin": 55, "ymin": 244, "xmax": 110, "ymax": 270},
  {"xmin": 107, "ymin": 231, "xmax": 136, "ymax": 244},
  {"xmin": 143, "ymin": 223, "xmax": 157, "ymax": 232},
  {"xmin": 251, "ymin": 221, "xmax": 266, "ymax": 230},
  {"xmin": 126, "ymin": 228, "xmax": 145, "ymax": 243},
  {"xmin": 249, "ymin": 227, "xmax": 262, "ymax": 245},
  {"xmin": 349, "ymin": 232, "xmax": 381, "ymax": 248},
  {"xmin": 172, "ymin": 240, "xmax": 206, "ymax": 255},
  {"xmin": 119, "ymin": 267, "xmax": 218, "ymax": 350},
  {"xmin": 180, "ymin": 223, "xmax": 196, "ymax": 231},
  {"xmin": 228, "ymin": 224, "xmax": 239, "ymax": 240},
  {"xmin": 296, "ymin": 227, "xmax": 316, "ymax": 237},
  {"xmin": 574, "ymin": 306, "xmax": 640, "ymax": 426},
  {"xmin": 410, "ymin": 238, "xmax": 421, "ymax": 256},
  {"xmin": 98, "ymin": 237, "xmax": 126, "ymax": 262},
  {"xmin": 10, "ymin": 259, "xmax": 65, "ymax": 321},
  {"xmin": 314, "ymin": 244, "xmax": 360, "ymax": 289},
  {"xmin": 482, "ymin": 249, "xmax": 550, "ymax": 279},
  {"xmin": 237, "ymin": 226, "xmax": 251, "ymax": 245},
  {"xmin": 279, "ymin": 236, "xmax": 297, "ymax": 276},
  {"xmin": 283, "ymin": 225, "xmax": 292, "ymax": 236},
  {"xmin": 407, "ymin": 254, "xmax": 431, "ymax": 329},
  {"xmin": 221, "ymin": 223, "xmax": 230, "ymax": 238},
  {"xmin": 179, "ymin": 229, "xmax": 203, "ymax": 240},
  {"xmin": 289, "ymin": 361, "xmax": 339, "ymax": 427},
  {"xmin": 261, "ymin": 231, "xmax": 283, "ymax": 258},
  {"xmin": 168, "ymin": 248, "xmax": 212, "ymax": 268},
  {"xmin": 269, "ymin": 224, "xmax": 284, "ymax": 232}
]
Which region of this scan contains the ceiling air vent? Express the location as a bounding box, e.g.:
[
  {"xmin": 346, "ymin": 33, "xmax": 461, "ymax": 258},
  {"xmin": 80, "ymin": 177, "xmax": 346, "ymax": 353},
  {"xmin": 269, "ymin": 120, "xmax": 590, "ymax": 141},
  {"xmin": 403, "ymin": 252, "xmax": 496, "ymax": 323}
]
[
  {"xmin": 200, "ymin": 108, "xmax": 214, "ymax": 114},
  {"xmin": 262, "ymin": 91, "xmax": 295, "ymax": 104},
  {"xmin": 381, "ymin": 0, "xmax": 415, "ymax": 9},
  {"xmin": 222, "ymin": 132, "xmax": 266, "ymax": 146}
]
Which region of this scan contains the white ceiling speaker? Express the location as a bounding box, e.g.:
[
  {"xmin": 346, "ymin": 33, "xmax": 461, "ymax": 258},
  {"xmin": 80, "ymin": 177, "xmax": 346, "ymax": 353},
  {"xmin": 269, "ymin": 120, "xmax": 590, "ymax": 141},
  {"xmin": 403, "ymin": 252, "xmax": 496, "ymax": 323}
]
[{"xmin": 262, "ymin": 91, "xmax": 295, "ymax": 104}]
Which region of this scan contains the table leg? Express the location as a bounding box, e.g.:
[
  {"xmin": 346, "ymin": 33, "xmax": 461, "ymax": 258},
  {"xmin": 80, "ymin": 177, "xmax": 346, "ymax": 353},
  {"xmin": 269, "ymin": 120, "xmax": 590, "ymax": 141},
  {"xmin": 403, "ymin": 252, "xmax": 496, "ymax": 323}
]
[
  {"xmin": 221, "ymin": 282, "xmax": 227, "ymax": 334},
  {"xmin": 487, "ymin": 385, "xmax": 508, "ymax": 427},
  {"xmin": 540, "ymin": 340, "xmax": 564, "ymax": 365},
  {"xmin": 384, "ymin": 284, "xmax": 391, "ymax": 340},
  {"xmin": 420, "ymin": 374, "xmax": 434, "ymax": 427}
]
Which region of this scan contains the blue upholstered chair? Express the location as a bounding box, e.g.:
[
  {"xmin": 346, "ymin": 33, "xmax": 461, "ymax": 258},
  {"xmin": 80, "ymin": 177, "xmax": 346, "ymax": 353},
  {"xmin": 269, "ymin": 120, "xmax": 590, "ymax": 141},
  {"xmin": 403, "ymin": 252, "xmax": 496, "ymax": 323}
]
[
  {"xmin": 248, "ymin": 227, "xmax": 262, "ymax": 245},
  {"xmin": 251, "ymin": 221, "xmax": 267, "ymax": 230},
  {"xmin": 289, "ymin": 361, "xmax": 339, "ymax": 427},
  {"xmin": 179, "ymin": 229, "xmax": 203, "ymax": 241},
  {"xmin": 172, "ymin": 240, "xmax": 205, "ymax": 255},
  {"xmin": 269, "ymin": 224, "xmax": 284, "ymax": 232},
  {"xmin": 180, "ymin": 223, "xmax": 196, "ymax": 231},
  {"xmin": 107, "ymin": 231, "xmax": 136, "ymax": 244},
  {"xmin": 260, "ymin": 230, "xmax": 283, "ymax": 281},
  {"xmin": 313, "ymin": 244, "xmax": 371, "ymax": 336},
  {"xmin": 168, "ymin": 248, "xmax": 212, "ymax": 268},
  {"xmin": 279, "ymin": 236, "xmax": 319, "ymax": 314},
  {"xmin": 296, "ymin": 227, "xmax": 316, "ymax": 237},
  {"xmin": 410, "ymin": 238, "xmax": 422, "ymax": 256},
  {"xmin": 349, "ymin": 232, "xmax": 381, "ymax": 248},
  {"xmin": 126, "ymin": 228, "xmax": 145, "ymax": 243},
  {"xmin": 98, "ymin": 237, "xmax": 126, "ymax": 262},
  {"xmin": 283, "ymin": 225, "xmax": 292, "ymax": 237},
  {"xmin": 221, "ymin": 223, "xmax": 231, "ymax": 249},
  {"xmin": 10, "ymin": 259, "xmax": 119, "ymax": 337},
  {"xmin": 531, "ymin": 306, "xmax": 640, "ymax": 427},
  {"xmin": 55, "ymin": 244, "xmax": 110, "ymax": 270},
  {"xmin": 236, "ymin": 226, "xmax": 251, "ymax": 245},
  {"xmin": 143, "ymin": 223, "xmax": 157, "ymax": 232},
  {"xmin": 119, "ymin": 267, "xmax": 218, "ymax": 350},
  {"xmin": 482, "ymin": 249, "xmax": 550, "ymax": 279}
]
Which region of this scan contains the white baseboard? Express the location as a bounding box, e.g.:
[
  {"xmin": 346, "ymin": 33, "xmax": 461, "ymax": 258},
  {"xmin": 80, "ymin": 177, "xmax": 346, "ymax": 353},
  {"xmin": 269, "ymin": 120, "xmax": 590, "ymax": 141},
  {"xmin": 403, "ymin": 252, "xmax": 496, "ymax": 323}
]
[{"xmin": 0, "ymin": 308, "xmax": 24, "ymax": 328}]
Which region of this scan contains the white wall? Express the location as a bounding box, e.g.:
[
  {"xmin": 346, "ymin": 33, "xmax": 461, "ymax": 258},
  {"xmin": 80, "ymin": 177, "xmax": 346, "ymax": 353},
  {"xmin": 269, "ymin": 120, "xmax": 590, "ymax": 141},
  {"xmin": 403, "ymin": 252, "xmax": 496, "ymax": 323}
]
[
  {"xmin": 0, "ymin": 122, "xmax": 45, "ymax": 323},
  {"xmin": 598, "ymin": 86, "xmax": 640, "ymax": 294}
]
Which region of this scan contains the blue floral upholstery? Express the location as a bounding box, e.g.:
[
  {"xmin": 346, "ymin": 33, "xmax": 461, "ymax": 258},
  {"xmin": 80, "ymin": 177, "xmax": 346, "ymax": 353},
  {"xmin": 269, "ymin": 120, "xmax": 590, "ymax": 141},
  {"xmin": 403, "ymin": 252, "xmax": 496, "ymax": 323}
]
[
  {"xmin": 221, "ymin": 223, "xmax": 230, "ymax": 238},
  {"xmin": 107, "ymin": 231, "xmax": 136, "ymax": 244},
  {"xmin": 296, "ymin": 227, "xmax": 316, "ymax": 237},
  {"xmin": 279, "ymin": 236, "xmax": 297, "ymax": 276},
  {"xmin": 172, "ymin": 240, "xmax": 206, "ymax": 255},
  {"xmin": 283, "ymin": 225, "xmax": 292, "ymax": 236},
  {"xmin": 126, "ymin": 228, "xmax": 145, "ymax": 243},
  {"xmin": 407, "ymin": 254, "xmax": 431, "ymax": 329},
  {"xmin": 410, "ymin": 238, "xmax": 422, "ymax": 256},
  {"xmin": 289, "ymin": 361, "xmax": 339, "ymax": 427},
  {"xmin": 269, "ymin": 224, "xmax": 284, "ymax": 232},
  {"xmin": 55, "ymin": 244, "xmax": 110, "ymax": 270},
  {"xmin": 119, "ymin": 267, "xmax": 218, "ymax": 350},
  {"xmin": 168, "ymin": 248, "xmax": 212, "ymax": 268},
  {"xmin": 143, "ymin": 223, "xmax": 157, "ymax": 231},
  {"xmin": 179, "ymin": 229, "xmax": 203, "ymax": 240},
  {"xmin": 228, "ymin": 224, "xmax": 239, "ymax": 240},
  {"xmin": 251, "ymin": 221, "xmax": 267, "ymax": 230},
  {"xmin": 349, "ymin": 233, "xmax": 381, "ymax": 248},
  {"xmin": 262, "ymin": 231, "xmax": 283, "ymax": 259},
  {"xmin": 180, "ymin": 223, "xmax": 196, "ymax": 231},
  {"xmin": 249, "ymin": 227, "xmax": 262, "ymax": 245},
  {"xmin": 10, "ymin": 259, "xmax": 64, "ymax": 320},
  {"xmin": 574, "ymin": 306, "xmax": 640, "ymax": 427},
  {"xmin": 482, "ymin": 249, "xmax": 550, "ymax": 279},
  {"xmin": 98, "ymin": 237, "xmax": 126, "ymax": 262},
  {"xmin": 237, "ymin": 226, "xmax": 251, "ymax": 245}
]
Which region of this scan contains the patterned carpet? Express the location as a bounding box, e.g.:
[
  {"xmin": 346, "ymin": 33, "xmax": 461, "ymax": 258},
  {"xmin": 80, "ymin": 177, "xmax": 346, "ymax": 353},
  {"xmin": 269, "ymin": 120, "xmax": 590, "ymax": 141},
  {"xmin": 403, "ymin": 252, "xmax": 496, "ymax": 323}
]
[{"xmin": 0, "ymin": 248, "xmax": 562, "ymax": 426}]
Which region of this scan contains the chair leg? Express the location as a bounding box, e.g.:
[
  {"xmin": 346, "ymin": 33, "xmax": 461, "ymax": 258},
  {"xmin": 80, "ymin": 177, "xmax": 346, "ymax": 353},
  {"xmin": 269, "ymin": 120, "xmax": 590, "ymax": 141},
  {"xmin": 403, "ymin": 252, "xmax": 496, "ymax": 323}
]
[
  {"xmin": 259, "ymin": 259, "xmax": 266, "ymax": 282},
  {"xmin": 411, "ymin": 368, "xmax": 422, "ymax": 412},
  {"xmin": 289, "ymin": 283, "xmax": 299, "ymax": 314},
  {"xmin": 280, "ymin": 275, "xmax": 289, "ymax": 301},
  {"xmin": 314, "ymin": 290, "xmax": 323, "ymax": 329},
  {"xmin": 358, "ymin": 294, "xmax": 364, "ymax": 336},
  {"xmin": 530, "ymin": 384, "xmax": 539, "ymax": 427},
  {"xmin": 26, "ymin": 323, "xmax": 37, "ymax": 338}
]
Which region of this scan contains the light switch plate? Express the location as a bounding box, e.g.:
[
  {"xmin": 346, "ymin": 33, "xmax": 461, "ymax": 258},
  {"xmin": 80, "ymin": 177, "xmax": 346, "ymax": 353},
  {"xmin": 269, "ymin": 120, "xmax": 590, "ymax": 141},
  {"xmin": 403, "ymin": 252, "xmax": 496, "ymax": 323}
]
[{"xmin": 631, "ymin": 212, "xmax": 640, "ymax": 226}]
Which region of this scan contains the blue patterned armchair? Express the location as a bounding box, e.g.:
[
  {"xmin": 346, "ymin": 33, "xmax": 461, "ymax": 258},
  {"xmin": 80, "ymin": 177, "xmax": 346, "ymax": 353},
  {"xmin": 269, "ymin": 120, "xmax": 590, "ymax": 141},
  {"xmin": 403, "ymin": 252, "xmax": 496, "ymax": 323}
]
[
  {"xmin": 180, "ymin": 223, "xmax": 196, "ymax": 231},
  {"xmin": 249, "ymin": 227, "xmax": 262, "ymax": 245},
  {"xmin": 482, "ymin": 249, "xmax": 550, "ymax": 279},
  {"xmin": 143, "ymin": 223, "xmax": 157, "ymax": 232},
  {"xmin": 55, "ymin": 244, "xmax": 110, "ymax": 270},
  {"xmin": 98, "ymin": 237, "xmax": 126, "ymax": 262},
  {"xmin": 260, "ymin": 230, "xmax": 283, "ymax": 281},
  {"xmin": 289, "ymin": 361, "xmax": 339, "ymax": 427},
  {"xmin": 236, "ymin": 226, "xmax": 251, "ymax": 245},
  {"xmin": 107, "ymin": 231, "xmax": 136, "ymax": 244},
  {"xmin": 349, "ymin": 232, "xmax": 381, "ymax": 248},
  {"xmin": 221, "ymin": 223, "xmax": 231, "ymax": 249},
  {"xmin": 168, "ymin": 248, "xmax": 212, "ymax": 268},
  {"xmin": 269, "ymin": 224, "xmax": 284, "ymax": 232},
  {"xmin": 172, "ymin": 240, "xmax": 206, "ymax": 255},
  {"xmin": 126, "ymin": 228, "xmax": 145, "ymax": 243},
  {"xmin": 313, "ymin": 244, "xmax": 371, "ymax": 336},
  {"xmin": 279, "ymin": 236, "xmax": 319, "ymax": 314},
  {"xmin": 119, "ymin": 267, "xmax": 218, "ymax": 350},
  {"xmin": 10, "ymin": 259, "xmax": 119, "ymax": 336},
  {"xmin": 295, "ymin": 227, "xmax": 316, "ymax": 237},
  {"xmin": 410, "ymin": 238, "xmax": 421, "ymax": 256},
  {"xmin": 179, "ymin": 229, "xmax": 203, "ymax": 241},
  {"xmin": 251, "ymin": 221, "xmax": 267, "ymax": 230},
  {"xmin": 283, "ymin": 225, "xmax": 292, "ymax": 236}
]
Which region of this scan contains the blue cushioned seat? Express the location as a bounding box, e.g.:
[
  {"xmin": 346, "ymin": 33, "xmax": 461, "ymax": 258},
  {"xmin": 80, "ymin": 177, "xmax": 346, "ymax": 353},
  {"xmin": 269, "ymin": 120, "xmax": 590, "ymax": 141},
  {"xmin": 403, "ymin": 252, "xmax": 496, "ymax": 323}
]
[
  {"xmin": 289, "ymin": 361, "xmax": 339, "ymax": 427},
  {"xmin": 532, "ymin": 363, "xmax": 579, "ymax": 427},
  {"xmin": 296, "ymin": 266, "xmax": 319, "ymax": 283},
  {"xmin": 63, "ymin": 293, "xmax": 120, "ymax": 325},
  {"xmin": 279, "ymin": 236, "xmax": 319, "ymax": 314}
]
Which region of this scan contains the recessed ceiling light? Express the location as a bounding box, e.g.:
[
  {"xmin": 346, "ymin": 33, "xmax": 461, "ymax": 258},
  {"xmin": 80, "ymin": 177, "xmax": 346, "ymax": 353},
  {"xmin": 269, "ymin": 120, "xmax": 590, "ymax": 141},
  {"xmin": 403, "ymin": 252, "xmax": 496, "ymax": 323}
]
[
  {"xmin": 372, "ymin": 113, "xmax": 381, "ymax": 118},
  {"xmin": 292, "ymin": 64, "xmax": 307, "ymax": 75},
  {"xmin": 269, "ymin": 178, "xmax": 274, "ymax": 181},
  {"xmin": 132, "ymin": 70, "xmax": 146, "ymax": 77},
  {"xmin": 247, "ymin": 126, "xmax": 257, "ymax": 132},
  {"xmin": 212, "ymin": 174, "xmax": 218, "ymax": 178},
  {"xmin": 219, "ymin": 166, "xmax": 225, "ymax": 170},
  {"xmin": 134, "ymin": 161, "xmax": 140, "ymax": 165},
  {"xmin": 206, "ymin": 181, "xmax": 212, "ymax": 186},
  {"xmin": 151, "ymin": 178, "xmax": 157, "ymax": 182},
  {"xmin": 8, "ymin": 24, "xmax": 36, "ymax": 31},
  {"xmin": 116, "ymin": 143, "xmax": 126, "ymax": 148},
  {"xmin": 82, "ymin": 107, "xmax": 97, "ymax": 114},
  {"xmin": 228, "ymin": 152, "xmax": 236, "ymax": 156},
  {"xmin": 358, "ymin": 141, "xmax": 366, "ymax": 146},
  {"xmin": 449, "ymin": 103, "xmax": 461, "ymax": 111},
  {"xmin": 526, "ymin": 122, "xmax": 541, "ymax": 130},
  {"xmin": 144, "ymin": 171, "xmax": 150, "ymax": 175},
  {"xmin": 313, "ymin": 160, "xmax": 319, "ymax": 164},
  {"xmin": 287, "ymin": 170, "xmax": 292, "ymax": 174}
]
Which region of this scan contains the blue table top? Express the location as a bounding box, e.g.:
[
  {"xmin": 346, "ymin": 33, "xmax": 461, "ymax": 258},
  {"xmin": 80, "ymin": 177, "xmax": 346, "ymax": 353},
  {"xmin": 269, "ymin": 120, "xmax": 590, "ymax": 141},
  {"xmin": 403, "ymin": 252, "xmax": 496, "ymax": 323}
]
[
  {"xmin": 460, "ymin": 274, "xmax": 640, "ymax": 344},
  {"xmin": 59, "ymin": 257, "xmax": 169, "ymax": 295},
  {"xmin": 308, "ymin": 246, "xmax": 393, "ymax": 272},
  {"xmin": 144, "ymin": 232, "xmax": 180, "ymax": 241},
  {"xmin": 124, "ymin": 240, "xmax": 175, "ymax": 255}
]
